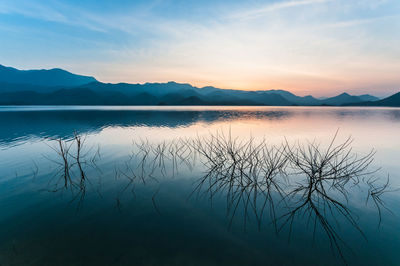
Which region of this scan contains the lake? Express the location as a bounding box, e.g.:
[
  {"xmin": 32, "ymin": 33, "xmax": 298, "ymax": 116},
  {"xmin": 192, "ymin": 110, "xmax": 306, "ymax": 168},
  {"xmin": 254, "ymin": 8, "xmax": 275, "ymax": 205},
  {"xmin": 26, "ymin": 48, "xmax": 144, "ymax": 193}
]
[{"xmin": 0, "ymin": 106, "xmax": 399, "ymax": 265}]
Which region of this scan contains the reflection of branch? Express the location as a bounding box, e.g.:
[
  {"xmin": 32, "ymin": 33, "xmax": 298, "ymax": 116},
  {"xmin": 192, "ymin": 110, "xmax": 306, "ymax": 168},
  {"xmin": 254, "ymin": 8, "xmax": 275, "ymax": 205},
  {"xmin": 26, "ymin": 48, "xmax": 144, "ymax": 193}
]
[
  {"xmin": 277, "ymin": 132, "xmax": 378, "ymax": 262},
  {"xmin": 114, "ymin": 138, "xmax": 196, "ymax": 212},
  {"xmin": 31, "ymin": 160, "xmax": 39, "ymax": 181},
  {"xmin": 129, "ymin": 138, "xmax": 195, "ymax": 180},
  {"xmin": 366, "ymin": 175, "xmax": 397, "ymax": 227},
  {"xmin": 44, "ymin": 138, "xmax": 72, "ymax": 189},
  {"xmin": 44, "ymin": 133, "xmax": 100, "ymax": 209},
  {"xmin": 188, "ymin": 131, "xmax": 392, "ymax": 264},
  {"xmin": 40, "ymin": 130, "xmax": 394, "ymax": 263},
  {"xmin": 189, "ymin": 131, "xmax": 288, "ymax": 231},
  {"xmin": 73, "ymin": 133, "xmax": 86, "ymax": 182}
]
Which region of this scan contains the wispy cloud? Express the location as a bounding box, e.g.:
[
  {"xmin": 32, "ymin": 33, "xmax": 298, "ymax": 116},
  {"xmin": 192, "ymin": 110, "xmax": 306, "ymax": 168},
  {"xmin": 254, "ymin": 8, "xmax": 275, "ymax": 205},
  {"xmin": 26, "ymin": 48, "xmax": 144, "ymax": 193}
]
[
  {"xmin": 317, "ymin": 15, "xmax": 399, "ymax": 29},
  {"xmin": 1, "ymin": 0, "xmax": 399, "ymax": 96},
  {"xmin": 0, "ymin": 0, "xmax": 108, "ymax": 32},
  {"xmin": 229, "ymin": 0, "xmax": 330, "ymax": 20},
  {"xmin": 0, "ymin": 0, "xmax": 161, "ymax": 34},
  {"xmin": 0, "ymin": 1, "xmax": 66, "ymax": 22}
]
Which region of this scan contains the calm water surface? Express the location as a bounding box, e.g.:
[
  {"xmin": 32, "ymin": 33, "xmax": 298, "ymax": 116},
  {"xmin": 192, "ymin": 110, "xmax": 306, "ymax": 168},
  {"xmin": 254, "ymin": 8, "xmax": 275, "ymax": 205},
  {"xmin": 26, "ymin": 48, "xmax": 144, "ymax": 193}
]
[{"xmin": 0, "ymin": 106, "xmax": 399, "ymax": 265}]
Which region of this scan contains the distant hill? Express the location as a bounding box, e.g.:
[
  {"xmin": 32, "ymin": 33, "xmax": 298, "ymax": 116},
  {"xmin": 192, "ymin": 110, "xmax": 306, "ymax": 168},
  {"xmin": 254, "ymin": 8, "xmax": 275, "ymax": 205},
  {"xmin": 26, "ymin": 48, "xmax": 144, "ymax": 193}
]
[
  {"xmin": 0, "ymin": 64, "xmax": 391, "ymax": 106},
  {"xmin": 0, "ymin": 82, "xmax": 59, "ymax": 93},
  {"xmin": 358, "ymin": 94, "xmax": 380, "ymax": 102},
  {"xmin": 346, "ymin": 92, "xmax": 400, "ymax": 107},
  {"xmin": 314, "ymin": 93, "xmax": 380, "ymax": 106},
  {"xmin": 258, "ymin": 90, "xmax": 320, "ymax": 105},
  {"xmin": 196, "ymin": 88, "xmax": 378, "ymax": 106},
  {"xmin": 0, "ymin": 65, "xmax": 97, "ymax": 88},
  {"xmin": 0, "ymin": 88, "xmax": 162, "ymax": 106},
  {"xmin": 0, "ymin": 88, "xmax": 286, "ymax": 106},
  {"xmin": 77, "ymin": 81, "xmax": 293, "ymax": 105},
  {"xmin": 369, "ymin": 92, "xmax": 400, "ymax": 106},
  {"xmin": 83, "ymin": 81, "xmax": 197, "ymax": 97},
  {"xmin": 320, "ymin": 93, "xmax": 363, "ymax": 105}
]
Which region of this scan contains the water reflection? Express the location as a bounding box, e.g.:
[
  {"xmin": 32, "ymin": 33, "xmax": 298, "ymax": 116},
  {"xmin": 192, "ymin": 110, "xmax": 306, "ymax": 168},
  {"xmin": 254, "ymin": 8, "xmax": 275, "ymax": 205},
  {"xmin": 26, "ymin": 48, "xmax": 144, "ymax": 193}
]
[
  {"xmin": 0, "ymin": 109, "xmax": 291, "ymax": 146},
  {"xmin": 45, "ymin": 134, "xmax": 101, "ymax": 209},
  {"xmin": 43, "ymin": 131, "xmax": 393, "ymax": 263},
  {"xmin": 1, "ymin": 106, "xmax": 400, "ymax": 147},
  {"xmin": 1, "ymin": 106, "xmax": 399, "ymax": 265}
]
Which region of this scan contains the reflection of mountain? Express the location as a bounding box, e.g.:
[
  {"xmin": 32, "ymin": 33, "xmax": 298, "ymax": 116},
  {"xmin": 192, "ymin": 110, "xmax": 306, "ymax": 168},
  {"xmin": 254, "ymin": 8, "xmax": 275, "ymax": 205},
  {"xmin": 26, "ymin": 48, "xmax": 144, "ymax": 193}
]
[
  {"xmin": 0, "ymin": 65, "xmax": 386, "ymax": 106},
  {"xmin": 2, "ymin": 106, "xmax": 400, "ymax": 146},
  {"xmin": 0, "ymin": 109, "xmax": 293, "ymax": 145}
]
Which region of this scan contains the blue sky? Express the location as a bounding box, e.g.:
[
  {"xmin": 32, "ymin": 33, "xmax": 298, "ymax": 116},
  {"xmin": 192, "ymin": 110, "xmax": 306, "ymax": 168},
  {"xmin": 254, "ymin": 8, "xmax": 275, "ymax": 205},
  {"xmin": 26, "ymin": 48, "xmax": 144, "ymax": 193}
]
[{"xmin": 0, "ymin": 0, "xmax": 399, "ymax": 96}]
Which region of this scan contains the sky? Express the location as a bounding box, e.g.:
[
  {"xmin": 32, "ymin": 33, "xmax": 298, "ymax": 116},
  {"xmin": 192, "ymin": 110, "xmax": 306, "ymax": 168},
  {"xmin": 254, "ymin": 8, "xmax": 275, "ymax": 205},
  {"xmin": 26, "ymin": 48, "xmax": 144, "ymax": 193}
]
[{"xmin": 0, "ymin": 0, "xmax": 399, "ymax": 97}]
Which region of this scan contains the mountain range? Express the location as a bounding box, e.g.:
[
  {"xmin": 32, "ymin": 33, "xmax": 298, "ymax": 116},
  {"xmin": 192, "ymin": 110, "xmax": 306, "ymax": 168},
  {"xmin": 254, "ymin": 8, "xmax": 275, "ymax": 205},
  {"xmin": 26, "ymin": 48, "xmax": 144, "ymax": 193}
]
[{"xmin": 0, "ymin": 64, "xmax": 398, "ymax": 106}]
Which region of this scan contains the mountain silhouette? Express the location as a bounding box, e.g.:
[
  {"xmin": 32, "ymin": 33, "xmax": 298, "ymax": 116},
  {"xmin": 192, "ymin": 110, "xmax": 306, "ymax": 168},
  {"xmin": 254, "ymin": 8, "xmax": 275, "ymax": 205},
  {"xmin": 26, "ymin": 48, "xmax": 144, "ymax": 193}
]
[
  {"xmin": 346, "ymin": 92, "xmax": 400, "ymax": 107},
  {"xmin": 320, "ymin": 93, "xmax": 362, "ymax": 105},
  {"xmin": 0, "ymin": 65, "xmax": 97, "ymax": 87},
  {"xmin": 358, "ymin": 94, "xmax": 380, "ymax": 102},
  {"xmin": 256, "ymin": 90, "xmax": 320, "ymax": 105},
  {"xmin": 0, "ymin": 64, "xmax": 394, "ymax": 106}
]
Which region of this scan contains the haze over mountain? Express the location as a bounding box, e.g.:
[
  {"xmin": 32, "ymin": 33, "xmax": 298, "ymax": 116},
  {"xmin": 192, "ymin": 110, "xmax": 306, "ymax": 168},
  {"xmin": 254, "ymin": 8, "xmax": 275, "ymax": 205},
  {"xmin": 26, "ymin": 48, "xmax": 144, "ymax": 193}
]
[{"xmin": 0, "ymin": 65, "xmax": 397, "ymax": 106}]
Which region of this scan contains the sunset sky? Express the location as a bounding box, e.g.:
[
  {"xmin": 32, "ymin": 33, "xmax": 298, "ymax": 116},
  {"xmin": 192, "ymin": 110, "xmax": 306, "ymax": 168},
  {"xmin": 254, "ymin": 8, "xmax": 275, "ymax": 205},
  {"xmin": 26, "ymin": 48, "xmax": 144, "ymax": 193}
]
[{"xmin": 0, "ymin": 0, "xmax": 399, "ymax": 96}]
